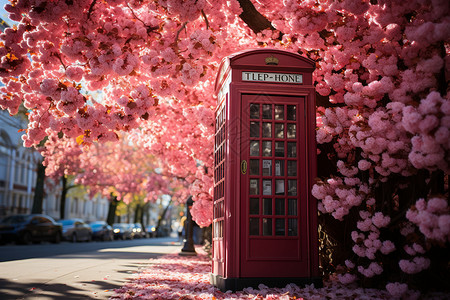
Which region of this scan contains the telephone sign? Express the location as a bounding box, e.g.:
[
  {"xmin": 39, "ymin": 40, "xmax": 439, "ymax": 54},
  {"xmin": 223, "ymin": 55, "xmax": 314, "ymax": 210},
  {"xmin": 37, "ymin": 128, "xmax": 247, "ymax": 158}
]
[
  {"xmin": 242, "ymin": 71, "xmax": 303, "ymax": 84},
  {"xmin": 211, "ymin": 49, "xmax": 321, "ymax": 292}
]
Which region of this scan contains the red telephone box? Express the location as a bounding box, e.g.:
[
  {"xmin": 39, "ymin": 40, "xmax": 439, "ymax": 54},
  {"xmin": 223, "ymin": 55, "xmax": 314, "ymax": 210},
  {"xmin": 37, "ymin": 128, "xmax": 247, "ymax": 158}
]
[{"xmin": 211, "ymin": 49, "xmax": 321, "ymax": 291}]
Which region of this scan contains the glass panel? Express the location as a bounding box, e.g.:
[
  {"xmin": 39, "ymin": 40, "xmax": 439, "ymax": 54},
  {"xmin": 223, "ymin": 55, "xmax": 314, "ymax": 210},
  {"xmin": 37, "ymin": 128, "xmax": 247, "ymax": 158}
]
[
  {"xmin": 262, "ymin": 179, "xmax": 272, "ymax": 195},
  {"xmin": 262, "ymin": 122, "xmax": 272, "ymax": 138},
  {"xmin": 249, "ymin": 179, "xmax": 259, "ymax": 195},
  {"xmin": 275, "ymin": 160, "xmax": 284, "ymax": 176},
  {"xmin": 249, "ymin": 159, "xmax": 259, "ymax": 175},
  {"xmin": 263, "ymin": 198, "xmax": 272, "ymax": 215},
  {"xmin": 275, "ymin": 179, "xmax": 285, "ymax": 195},
  {"xmin": 250, "ymin": 198, "xmax": 259, "ymax": 215},
  {"xmin": 287, "ymin": 142, "xmax": 296, "ymax": 157},
  {"xmin": 287, "ymin": 124, "xmax": 296, "ymax": 139},
  {"xmin": 288, "ymin": 219, "xmax": 297, "ymax": 236},
  {"xmin": 262, "ymin": 104, "xmax": 272, "ymax": 119},
  {"xmin": 288, "ymin": 180, "xmax": 297, "ymax": 196},
  {"xmin": 288, "ymin": 199, "xmax": 297, "ymax": 216},
  {"xmin": 250, "ymin": 103, "xmax": 260, "ymax": 119},
  {"xmin": 275, "ymin": 198, "xmax": 285, "ymax": 215},
  {"xmin": 275, "ymin": 105, "xmax": 284, "ymax": 120},
  {"xmin": 250, "ymin": 141, "xmax": 260, "ymax": 156},
  {"xmin": 287, "ymin": 161, "xmax": 297, "ymax": 176},
  {"xmin": 263, "ymin": 218, "xmax": 272, "ymax": 236},
  {"xmin": 262, "ymin": 160, "xmax": 272, "ymax": 176},
  {"xmin": 275, "ymin": 123, "xmax": 284, "ymax": 138},
  {"xmin": 250, "ymin": 122, "xmax": 259, "ymax": 137},
  {"xmin": 287, "ymin": 105, "xmax": 296, "ymax": 121},
  {"xmin": 250, "ymin": 218, "xmax": 259, "ymax": 235},
  {"xmin": 275, "ymin": 219, "xmax": 285, "ymax": 236},
  {"xmin": 262, "ymin": 141, "xmax": 272, "ymax": 157},
  {"xmin": 275, "ymin": 142, "xmax": 284, "ymax": 157}
]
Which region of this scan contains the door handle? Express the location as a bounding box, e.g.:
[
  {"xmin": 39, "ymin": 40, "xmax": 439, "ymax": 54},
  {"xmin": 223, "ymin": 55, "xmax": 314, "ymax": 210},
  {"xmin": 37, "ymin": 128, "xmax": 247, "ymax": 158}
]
[{"xmin": 241, "ymin": 160, "xmax": 247, "ymax": 174}]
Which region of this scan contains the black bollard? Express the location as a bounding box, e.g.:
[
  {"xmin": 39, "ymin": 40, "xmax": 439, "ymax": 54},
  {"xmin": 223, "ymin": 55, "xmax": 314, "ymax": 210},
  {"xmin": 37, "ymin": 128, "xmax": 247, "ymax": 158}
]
[{"xmin": 180, "ymin": 196, "xmax": 197, "ymax": 256}]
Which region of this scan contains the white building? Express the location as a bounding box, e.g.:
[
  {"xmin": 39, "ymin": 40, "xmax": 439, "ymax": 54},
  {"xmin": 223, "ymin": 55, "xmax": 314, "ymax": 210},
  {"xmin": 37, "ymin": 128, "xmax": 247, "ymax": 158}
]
[
  {"xmin": 0, "ymin": 111, "xmax": 110, "ymax": 221},
  {"xmin": 0, "ymin": 111, "xmax": 38, "ymax": 217}
]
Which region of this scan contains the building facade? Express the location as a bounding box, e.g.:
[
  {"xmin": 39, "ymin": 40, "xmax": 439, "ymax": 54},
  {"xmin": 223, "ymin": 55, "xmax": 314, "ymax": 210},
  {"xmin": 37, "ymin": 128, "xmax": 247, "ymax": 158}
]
[{"xmin": 0, "ymin": 111, "xmax": 110, "ymax": 221}]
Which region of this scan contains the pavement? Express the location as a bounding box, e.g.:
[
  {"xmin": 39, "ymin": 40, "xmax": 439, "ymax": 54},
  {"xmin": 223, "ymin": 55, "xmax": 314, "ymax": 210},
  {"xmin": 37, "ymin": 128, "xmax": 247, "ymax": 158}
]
[{"xmin": 0, "ymin": 237, "xmax": 183, "ymax": 300}]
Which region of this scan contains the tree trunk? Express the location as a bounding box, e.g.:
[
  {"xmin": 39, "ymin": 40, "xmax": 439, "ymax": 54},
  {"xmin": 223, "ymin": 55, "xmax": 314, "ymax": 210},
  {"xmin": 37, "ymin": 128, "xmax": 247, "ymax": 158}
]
[
  {"xmin": 133, "ymin": 203, "xmax": 141, "ymax": 224},
  {"xmin": 31, "ymin": 161, "xmax": 46, "ymax": 214},
  {"xmin": 60, "ymin": 175, "xmax": 67, "ymax": 220},
  {"xmin": 106, "ymin": 194, "xmax": 118, "ymax": 225},
  {"xmin": 155, "ymin": 199, "xmax": 172, "ymax": 235}
]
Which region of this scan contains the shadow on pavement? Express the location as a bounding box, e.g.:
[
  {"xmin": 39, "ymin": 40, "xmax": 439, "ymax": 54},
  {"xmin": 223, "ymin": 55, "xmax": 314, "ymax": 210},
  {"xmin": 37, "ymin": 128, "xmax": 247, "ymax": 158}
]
[{"xmin": 0, "ymin": 277, "xmax": 120, "ymax": 300}]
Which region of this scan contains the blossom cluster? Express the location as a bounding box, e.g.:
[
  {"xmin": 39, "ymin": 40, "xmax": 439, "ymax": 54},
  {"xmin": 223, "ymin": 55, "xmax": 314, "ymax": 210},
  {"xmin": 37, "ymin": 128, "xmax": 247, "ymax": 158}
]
[{"xmin": 406, "ymin": 197, "xmax": 450, "ymax": 243}]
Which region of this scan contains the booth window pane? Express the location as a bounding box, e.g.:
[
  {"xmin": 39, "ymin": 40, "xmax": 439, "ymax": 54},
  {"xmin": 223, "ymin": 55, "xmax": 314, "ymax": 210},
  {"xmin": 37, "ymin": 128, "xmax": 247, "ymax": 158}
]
[
  {"xmin": 287, "ymin": 161, "xmax": 297, "ymax": 176},
  {"xmin": 288, "ymin": 199, "xmax": 297, "ymax": 216},
  {"xmin": 263, "ymin": 198, "xmax": 272, "ymax": 215},
  {"xmin": 275, "ymin": 160, "xmax": 284, "ymax": 176},
  {"xmin": 287, "ymin": 142, "xmax": 296, "ymax": 157},
  {"xmin": 288, "ymin": 219, "xmax": 298, "ymax": 236},
  {"xmin": 249, "ymin": 159, "xmax": 259, "ymax": 175},
  {"xmin": 250, "ymin": 122, "xmax": 260, "ymax": 137},
  {"xmin": 262, "ymin": 104, "xmax": 272, "ymax": 119},
  {"xmin": 287, "ymin": 124, "xmax": 296, "ymax": 139},
  {"xmin": 275, "ymin": 198, "xmax": 285, "ymax": 215},
  {"xmin": 263, "ymin": 218, "xmax": 272, "ymax": 236},
  {"xmin": 275, "ymin": 179, "xmax": 285, "ymax": 195},
  {"xmin": 275, "ymin": 219, "xmax": 285, "ymax": 236},
  {"xmin": 262, "ymin": 160, "xmax": 272, "ymax": 176},
  {"xmin": 249, "ymin": 218, "xmax": 259, "ymax": 235},
  {"xmin": 250, "ymin": 103, "xmax": 260, "ymax": 119},
  {"xmin": 287, "ymin": 105, "xmax": 296, "ymax": 120},
  {"xmin": 275, "ymin": 142, "xmax": 284, "ymax": 157},
  {"xmin": 250, "ymin": 141, "xmax": 260, "ymax": 156},
  {"xmin": 263, "ymin": 179, "xmax": 272, "ymax": 195},
  {"xmin": 275, "ymin": 105, "xmax": 284, "ymax": 120},
  {"xmin": 288, "ymin": 180, "xmax": 297, "ymax": 196},
  {"xmin": 275, "ymin": 123, "xmax": 284, "ymax": 138},
  {"xmin": 262, "ymin": 141, "xmax": 272, "ymax": 156},
  {"xmin": 250, "ymin": 198, "xmax": 259, "ymax": 215},
  {"xmin": 249, "ymin": 179, "xmax": 259, "ymax": 195},
  {"xmin": 262, "ymin": 122, "xmax": 272, "ymax": 138}
]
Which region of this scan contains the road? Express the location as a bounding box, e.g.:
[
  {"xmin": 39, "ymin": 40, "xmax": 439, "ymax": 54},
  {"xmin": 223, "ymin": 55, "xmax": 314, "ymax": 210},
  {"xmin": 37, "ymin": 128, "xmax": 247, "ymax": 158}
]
[{"xmin": 0, "ymin": 236, "xmax": 183, "ymax": 299}]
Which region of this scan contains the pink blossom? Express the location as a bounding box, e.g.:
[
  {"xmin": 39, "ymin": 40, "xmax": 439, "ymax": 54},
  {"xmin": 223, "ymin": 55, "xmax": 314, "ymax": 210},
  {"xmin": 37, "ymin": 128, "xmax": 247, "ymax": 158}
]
[
  {"xmin": 338, "ymin": 273, "xmax": 357, "ymax": 285},
  {"xmin": 380, "ymin": 240, "xmax": 396, "ymax": 255},
  {"xmin": 372, "ymin": 212, "xmax": 391, "ymax": 228},
  {"xmin": 65, "ymin": 65, "xmax": 84, "ymax": 82},
  {"xmin": 401, "ymin": 257, "xmax": 431, "ymax": 274},
  {"xmin": 386, "ymin": 282, "xmax": 409, "ymax": 298}
]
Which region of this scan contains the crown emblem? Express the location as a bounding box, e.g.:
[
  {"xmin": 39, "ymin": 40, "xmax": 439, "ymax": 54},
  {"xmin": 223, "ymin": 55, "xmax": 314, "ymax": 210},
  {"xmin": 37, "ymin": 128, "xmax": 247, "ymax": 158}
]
[{"xmin": 265, "ymin": 55, "xmax": 279, "ymax": 65}]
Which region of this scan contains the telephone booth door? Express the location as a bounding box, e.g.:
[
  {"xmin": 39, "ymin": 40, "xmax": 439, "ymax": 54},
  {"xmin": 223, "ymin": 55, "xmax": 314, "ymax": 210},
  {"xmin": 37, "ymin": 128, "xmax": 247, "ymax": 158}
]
[{"xmin": 240, "ymin": 94, "xmax": 309, "ymax": 277}]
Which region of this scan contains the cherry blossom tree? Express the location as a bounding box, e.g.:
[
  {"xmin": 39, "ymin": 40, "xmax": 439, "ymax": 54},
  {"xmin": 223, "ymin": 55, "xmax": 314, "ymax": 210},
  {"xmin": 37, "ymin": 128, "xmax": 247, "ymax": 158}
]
[
  {"xmin": 0, "ymin": 0, "xmax": 449, "ymax": 295},
  {"xmin": 41, "ymin": 131, "xmax": 189, "ymax": 223}
]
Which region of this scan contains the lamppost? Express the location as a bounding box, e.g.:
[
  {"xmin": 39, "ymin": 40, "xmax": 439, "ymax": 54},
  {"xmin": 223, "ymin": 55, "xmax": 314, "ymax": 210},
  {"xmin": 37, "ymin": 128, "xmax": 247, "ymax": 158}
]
[{"xmin": 180, "ymin": 196, "xmax": 197, "ymax": 256}]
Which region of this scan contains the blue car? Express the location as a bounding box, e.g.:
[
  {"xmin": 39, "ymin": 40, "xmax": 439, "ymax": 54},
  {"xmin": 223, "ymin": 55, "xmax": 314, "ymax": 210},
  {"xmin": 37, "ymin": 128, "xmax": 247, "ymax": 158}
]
[{"xmin": 0, "ymin": 214, "xmax": 62, "ymax": 245}]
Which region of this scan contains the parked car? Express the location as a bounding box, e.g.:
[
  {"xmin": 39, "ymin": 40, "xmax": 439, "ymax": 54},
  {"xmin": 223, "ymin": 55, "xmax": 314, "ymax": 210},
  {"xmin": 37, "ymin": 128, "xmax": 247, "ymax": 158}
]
[
  {"xmin": 132, "ymin": 223, "xmax": 145, "ymax": 238},
  {"xmin": 146, "ymin": 225, "xmax": 156, "ymax": 238},
  {"xmin": 112, "ymin": 223, "xmax": 134, "ymax": 240},
  {"xmin": 89, "ymin": 221, "xmax": 114, "ymax": 241},
  {"xmin": 60, "ymin": 218, "xmax": 92, "ymax": 242},
  {"xmin": 0, "ymin": 214, "xmax": 62, "ymax": 245}
]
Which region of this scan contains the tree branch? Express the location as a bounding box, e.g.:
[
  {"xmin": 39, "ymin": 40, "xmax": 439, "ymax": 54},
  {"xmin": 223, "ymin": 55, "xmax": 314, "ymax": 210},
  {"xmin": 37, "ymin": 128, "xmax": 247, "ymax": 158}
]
[
  {"xmin": 87, "ymin": 0, "xmax": 97, "ymax": 20},
  {"xmin": 237, "ymin": 0, "xmax": 275, "ymax": 34},
  {"xmin": 201, "ymin": 9, "xmax": 209, "ymax": 30}
]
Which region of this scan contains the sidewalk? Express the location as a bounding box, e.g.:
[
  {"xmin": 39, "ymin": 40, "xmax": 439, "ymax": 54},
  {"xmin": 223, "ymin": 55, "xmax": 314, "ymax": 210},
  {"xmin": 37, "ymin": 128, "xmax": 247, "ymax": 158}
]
[{"xmin": 108, "ymin": 246, "xmax": 449, "ymax": 300}]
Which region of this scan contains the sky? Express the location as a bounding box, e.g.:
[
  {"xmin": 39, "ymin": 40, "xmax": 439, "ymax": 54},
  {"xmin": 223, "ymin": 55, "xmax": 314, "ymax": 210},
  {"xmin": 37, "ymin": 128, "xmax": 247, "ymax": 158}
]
[{"xmin": 0, "ymin": 0, "xmax": 15, "ymax": 26}]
